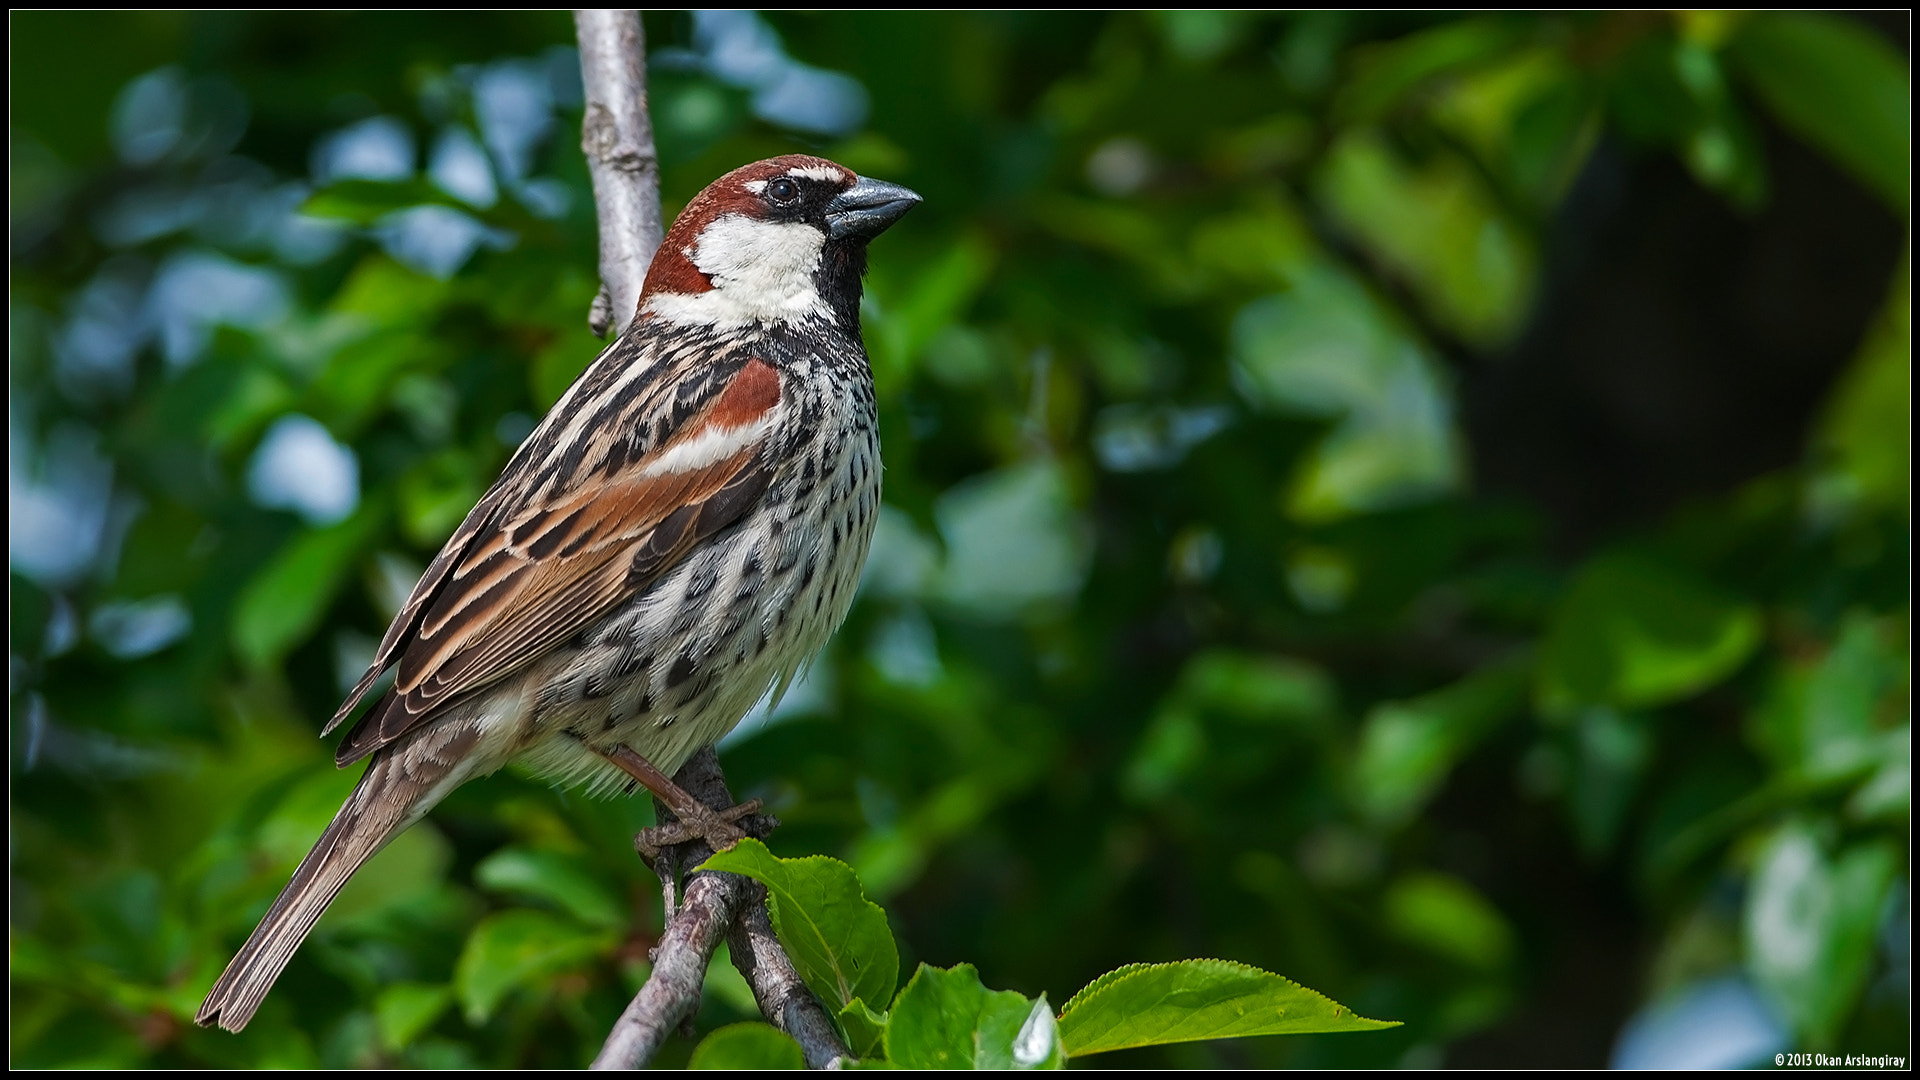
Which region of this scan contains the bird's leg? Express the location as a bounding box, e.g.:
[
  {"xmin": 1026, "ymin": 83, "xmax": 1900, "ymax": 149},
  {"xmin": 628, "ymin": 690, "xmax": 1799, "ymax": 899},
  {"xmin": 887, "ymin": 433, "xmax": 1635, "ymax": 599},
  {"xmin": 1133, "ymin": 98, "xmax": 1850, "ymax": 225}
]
[{"xmin": 599, "ymin": 745, "xmax": 766, "ymax": 859}]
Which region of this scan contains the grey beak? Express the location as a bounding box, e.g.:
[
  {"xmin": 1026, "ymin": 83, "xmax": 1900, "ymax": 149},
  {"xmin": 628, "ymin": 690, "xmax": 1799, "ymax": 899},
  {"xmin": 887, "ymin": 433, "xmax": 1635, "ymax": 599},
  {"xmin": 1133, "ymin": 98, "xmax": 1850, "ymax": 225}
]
[{"xmin": 826, "ymin": 176, "xmax": 921, "ymax": 240}]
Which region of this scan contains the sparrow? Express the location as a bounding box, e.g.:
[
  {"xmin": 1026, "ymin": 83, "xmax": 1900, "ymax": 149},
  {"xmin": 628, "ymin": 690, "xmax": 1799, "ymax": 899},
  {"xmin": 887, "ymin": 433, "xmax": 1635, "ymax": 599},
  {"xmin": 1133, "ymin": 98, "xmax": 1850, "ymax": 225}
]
[{"xmin": 196, "ymin": 154, "xmax": 919, "ymax": 1032}]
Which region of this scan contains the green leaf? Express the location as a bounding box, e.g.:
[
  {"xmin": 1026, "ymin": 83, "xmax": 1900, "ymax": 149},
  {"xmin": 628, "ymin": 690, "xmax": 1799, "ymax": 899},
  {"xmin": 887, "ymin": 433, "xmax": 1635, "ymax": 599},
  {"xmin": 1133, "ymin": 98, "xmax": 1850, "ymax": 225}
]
[
  {"xmin": 307, "ymin": 331, "xmax": 448, "ymax": 435},
  {"xmin": 1565, "ymin": 706, "xmax": 1655, "ymax": 857},
  {"xmin": 1846, "ymin": 727, "xmax": 1909, "ymax": 824},
  {"xmin": 202, "ymin": 363, "xmax": 296, "ymax": 451},
  {"xmin": 1057, "ymin": 959, "xmax": 1398, "ymax": 1056},
  {"xmin": 329, "ymin": 255, "xmax": 453, "ymax": 326},
  {"xmin": 1338, "ymin": 17, "xmax": 1530, "ymax": 123},
  {"xmin": 473, "ymin": 847, "xmax": 626, "ymax": 930},
  {"xmin": 374, "ymin": 982, "xmax": 451, "ymax": 1052},
  {"xmin": 1121, "ymin": 705, "xmax": 1207, "ymax": 803},
  {"xmin": 1749, "ymin": 612, "xmax": 1904, "ymax": 778},
  {"xmin": 698, "ymin": 839, "xmax": 898, "ymax": 1010},
  {"xmin": 1352, "ymin": 655, "xmax": 1531, "ymax": 825},
  {"xmin": 1382, "ymin": 872, "xmax": 1517, "ymax": 972},
  {"xmin": 1176, "ymin": 649, "xmax": 1337, "ymax": 726},
  {"xmin": 1744, "ymin": 822, "xmax": 1900, "ymax": 1043},
  {"xmin": 1537, "ymin": 551, "xmax": 1762, "ymax": 716},
  {"xmin": 688, "ymin": 1023, "xmax": 805, "ymax": 1070},
  {"xmin": 1232, "ymin": 269, "xmax": 1467, "ymax": 521},
  {"xmin": 452, "ymin": 909, "xmax": 616, "ymax": 1023},
  {"xmin": 837, "ymin": 998, "xmax": 891, "ymax": 1060},
  {"xmin": 1315, "ymin": 131, "xmax": 1536, "ymax": 345},
  {"xmin": 1507, "ymin": 72, "xmax": 1599, "ymax": 203},
  {"xmin": 230, "ymin": 500, "xmax": 383, "ymax": 671},
  {"xmin": 885, "ymin": 963, "xmax": 1060, "ymax": 1069},
  {"xmin": 1811, "ymin": 254, "xmax": 1909, "ymax": 513},
  {"xmin": 934, "ymin": 458, "xmax": 1093, "ymax": 617},
  {"xmin": 1730, "ymin": 13, "xmax": 1909, "ymax": 214},
  {"xmin": 1188, "ymin": 192, "xmax": 1317, "ymax": 290}
]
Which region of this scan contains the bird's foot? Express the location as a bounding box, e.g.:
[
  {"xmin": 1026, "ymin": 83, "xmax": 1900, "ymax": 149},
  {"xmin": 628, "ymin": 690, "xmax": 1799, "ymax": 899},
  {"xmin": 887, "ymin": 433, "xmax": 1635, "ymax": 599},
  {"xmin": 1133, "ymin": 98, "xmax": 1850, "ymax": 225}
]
[
  {"xmin": 635, "ymin": 797, "xmax": 770, "ymax": 860},
  {"xmin": 596, "ymin": 744, "xmax": 778, "ymax": 863}
]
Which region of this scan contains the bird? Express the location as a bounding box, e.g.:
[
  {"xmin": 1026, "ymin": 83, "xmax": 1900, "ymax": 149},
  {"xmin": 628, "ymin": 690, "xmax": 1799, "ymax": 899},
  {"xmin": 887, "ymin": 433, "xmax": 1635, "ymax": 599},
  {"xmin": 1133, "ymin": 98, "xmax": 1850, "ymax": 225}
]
[{"xmin": 196, "ymin": 154, "xmax": 919, "ymax": 1033}]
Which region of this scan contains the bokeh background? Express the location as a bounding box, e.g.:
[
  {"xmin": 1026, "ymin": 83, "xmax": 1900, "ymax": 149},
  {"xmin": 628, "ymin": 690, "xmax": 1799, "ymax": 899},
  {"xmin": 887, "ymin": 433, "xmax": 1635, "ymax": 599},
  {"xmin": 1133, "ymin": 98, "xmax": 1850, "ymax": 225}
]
[{"xmin": 9, "ymin": 11, "xmax": 1908, "ymax": 1069}]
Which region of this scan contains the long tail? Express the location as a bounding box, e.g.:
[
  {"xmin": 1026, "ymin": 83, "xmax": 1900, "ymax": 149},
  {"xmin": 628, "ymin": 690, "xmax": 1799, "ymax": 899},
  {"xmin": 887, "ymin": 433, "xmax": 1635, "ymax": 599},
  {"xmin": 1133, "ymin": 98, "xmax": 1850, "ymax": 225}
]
[{"xmin": 196, "ymin": 733, "xmax": 473, "ymax": 1032}]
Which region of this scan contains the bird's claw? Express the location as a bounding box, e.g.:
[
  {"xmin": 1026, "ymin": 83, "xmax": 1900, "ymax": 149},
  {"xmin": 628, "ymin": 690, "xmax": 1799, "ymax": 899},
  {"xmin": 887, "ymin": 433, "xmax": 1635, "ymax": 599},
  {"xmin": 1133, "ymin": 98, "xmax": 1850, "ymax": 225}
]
[{"xmin": 635, "ymin": 797, "xmax": 770, "ymax": 861}]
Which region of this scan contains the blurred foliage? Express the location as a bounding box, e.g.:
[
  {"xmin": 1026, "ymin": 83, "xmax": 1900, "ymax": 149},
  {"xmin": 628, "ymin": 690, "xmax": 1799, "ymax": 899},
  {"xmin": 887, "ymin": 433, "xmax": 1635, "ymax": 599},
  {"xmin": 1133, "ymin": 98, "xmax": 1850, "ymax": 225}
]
[{"xmin": 9, "ymin": 10, "xmax": 1908, "ymax": 1068}]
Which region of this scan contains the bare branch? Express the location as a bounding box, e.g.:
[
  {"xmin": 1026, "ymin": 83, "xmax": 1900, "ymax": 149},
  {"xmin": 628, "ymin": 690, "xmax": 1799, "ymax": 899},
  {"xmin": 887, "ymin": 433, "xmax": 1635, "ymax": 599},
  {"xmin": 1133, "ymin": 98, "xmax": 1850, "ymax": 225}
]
[
  {"xmin": 590, "ymin": 749, "xmax": 846, "ymax": 1069},
  {"xmin": 590, "ymin": 863, "xmax": 744, "ymax": 1069},
  {"xmin": 728, "ymin": 883, "xmax": 853, "ymax": 1069},
  {"xmin": 573, "ymin": 9, "xmax": 662, "ymax": 338}
]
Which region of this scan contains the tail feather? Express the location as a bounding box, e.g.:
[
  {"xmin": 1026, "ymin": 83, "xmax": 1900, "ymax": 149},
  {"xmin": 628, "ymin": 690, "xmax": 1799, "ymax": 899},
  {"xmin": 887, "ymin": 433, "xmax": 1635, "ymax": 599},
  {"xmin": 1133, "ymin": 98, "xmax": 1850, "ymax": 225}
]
[{"xmin": 196, "ymin": 741, "xmax": 467, "ymax": 1032}]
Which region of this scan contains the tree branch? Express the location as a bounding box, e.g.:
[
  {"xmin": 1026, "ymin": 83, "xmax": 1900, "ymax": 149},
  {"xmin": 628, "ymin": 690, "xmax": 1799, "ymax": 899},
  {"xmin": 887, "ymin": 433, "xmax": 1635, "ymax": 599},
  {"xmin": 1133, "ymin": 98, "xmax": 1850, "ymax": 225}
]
[
  {"xmin": 727, "ymin": 881, "xmax": 853, "ymax": 1069},
  {"xmin": 573, "ymin": 9, "xmax": 662, "ymax": 338},
  {"xmin": 590, "ymin": 852, "xmax": 744, "ymax": 1070},
  {"xmin": 588, "ymin": 750, "xmax": 849, "ymax": 1069}
]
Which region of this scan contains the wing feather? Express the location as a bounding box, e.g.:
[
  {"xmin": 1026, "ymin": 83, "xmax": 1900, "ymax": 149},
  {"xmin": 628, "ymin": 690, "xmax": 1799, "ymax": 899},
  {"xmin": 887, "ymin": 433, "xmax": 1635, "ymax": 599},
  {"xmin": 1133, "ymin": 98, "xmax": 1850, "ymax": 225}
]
[{"xmin": 329, "ymin": 347, "xmax": 783, "ymax": 766}]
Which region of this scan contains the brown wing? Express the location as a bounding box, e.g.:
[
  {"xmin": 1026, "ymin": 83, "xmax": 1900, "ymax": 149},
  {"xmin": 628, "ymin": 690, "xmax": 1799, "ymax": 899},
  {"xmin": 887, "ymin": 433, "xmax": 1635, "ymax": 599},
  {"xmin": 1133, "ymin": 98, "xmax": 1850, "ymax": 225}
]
[{"xmin": 326, "ymin": 349, "xmax": 784, "ymax": 766}]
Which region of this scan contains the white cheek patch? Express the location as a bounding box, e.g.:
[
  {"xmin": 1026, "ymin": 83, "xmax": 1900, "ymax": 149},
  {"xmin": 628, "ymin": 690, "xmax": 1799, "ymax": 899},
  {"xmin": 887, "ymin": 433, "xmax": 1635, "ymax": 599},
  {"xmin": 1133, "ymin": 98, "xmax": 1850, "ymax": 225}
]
[
  {"xmin": 693, "ymin": 214, "xmax": 825, "ymax": 286},
  {"xmin": 643, "ymin": 213, "xmax": 829, "ymax": 328},
  {"xmin": 640, "ymin": 412, "xmax": 776, "ymax": 476},
  {"xmin": 786, "ymin": 164, "xmax": 846, "ymax": 183}
]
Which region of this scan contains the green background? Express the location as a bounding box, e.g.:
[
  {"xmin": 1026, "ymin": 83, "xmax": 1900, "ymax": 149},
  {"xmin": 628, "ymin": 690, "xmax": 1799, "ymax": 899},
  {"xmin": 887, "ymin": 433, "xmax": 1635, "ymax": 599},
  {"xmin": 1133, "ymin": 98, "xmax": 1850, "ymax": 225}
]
[{"xmin": 10, "ymin": 11, "xmax": 1909, "ymax": 1068}]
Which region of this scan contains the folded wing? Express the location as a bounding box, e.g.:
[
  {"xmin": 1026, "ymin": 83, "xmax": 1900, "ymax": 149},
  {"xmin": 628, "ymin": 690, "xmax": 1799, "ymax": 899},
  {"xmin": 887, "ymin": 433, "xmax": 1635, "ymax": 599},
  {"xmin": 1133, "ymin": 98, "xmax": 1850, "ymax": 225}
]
[{"xmin": 325, "ymin": 349, "xmax": 783, "ymax": 765}]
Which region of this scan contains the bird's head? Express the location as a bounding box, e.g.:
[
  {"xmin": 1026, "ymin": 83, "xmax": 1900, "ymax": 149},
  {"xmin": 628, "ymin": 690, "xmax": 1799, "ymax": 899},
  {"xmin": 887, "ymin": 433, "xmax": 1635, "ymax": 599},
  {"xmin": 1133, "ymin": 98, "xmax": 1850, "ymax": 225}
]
[{"xmin": 639, "ymin": 155, "xmax": 920, "ymax": 331}]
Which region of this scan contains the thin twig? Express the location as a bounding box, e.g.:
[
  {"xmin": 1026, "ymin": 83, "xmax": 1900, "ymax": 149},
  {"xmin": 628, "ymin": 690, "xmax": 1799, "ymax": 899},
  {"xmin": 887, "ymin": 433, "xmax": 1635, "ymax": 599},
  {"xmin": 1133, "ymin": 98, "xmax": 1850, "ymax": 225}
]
[
  {"xmin": 573, "ymin": 9, "xmax": 662, "ymax": 338},
  {"xmin": 728, "ymin": 882, "xmax": 853, "ymax": 1069},
  {"xmin": 592, "ymin": 750, "xmax": 843, "ymax": 1069},
  {"xmin": 590, "ymin": 860, "xmax": 744, "ymax": 1069},
  {"xmin": 588, "ymin": 750, "xmax": 747, "ymax": 1069}
]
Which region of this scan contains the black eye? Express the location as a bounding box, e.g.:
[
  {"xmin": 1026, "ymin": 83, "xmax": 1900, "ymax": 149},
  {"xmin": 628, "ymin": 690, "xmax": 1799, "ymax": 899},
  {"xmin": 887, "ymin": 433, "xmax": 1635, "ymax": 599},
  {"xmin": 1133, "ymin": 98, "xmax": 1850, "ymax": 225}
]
[{"xmin": 767, "ymin": 177, "xmax": 799, "ymax": 204}]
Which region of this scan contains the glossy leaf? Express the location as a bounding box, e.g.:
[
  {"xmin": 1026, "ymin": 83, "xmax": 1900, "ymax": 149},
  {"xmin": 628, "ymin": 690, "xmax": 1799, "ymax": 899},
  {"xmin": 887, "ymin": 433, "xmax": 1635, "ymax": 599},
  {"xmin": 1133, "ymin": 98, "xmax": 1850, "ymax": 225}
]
[
  {"xmin": 1057, "ymin": 959, "xmax": 1399, "ymax": 1056},
  {"xmin": 836, "ymin": 997, "xmax": 891, "ymax": 1060},
  {"xmin": 885, "ymin": 963, "xmax": 1061, "ymax": 1070},
  {"xmin": 699, "ymin": 839, "xmax": 899, "ymax": 1011}
]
